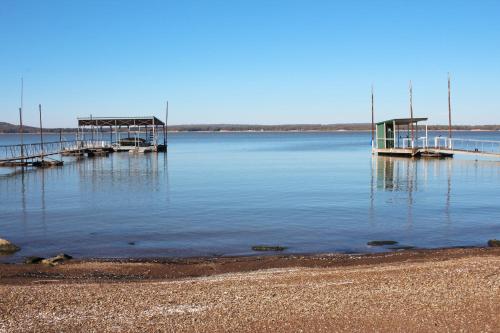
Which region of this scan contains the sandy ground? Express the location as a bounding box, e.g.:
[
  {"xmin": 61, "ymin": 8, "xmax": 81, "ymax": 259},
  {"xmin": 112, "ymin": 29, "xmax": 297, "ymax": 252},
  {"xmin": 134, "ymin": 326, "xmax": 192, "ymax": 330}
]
[{"xmin": 1, "ymin": 248, "xmax": 499, "ymax": 332}]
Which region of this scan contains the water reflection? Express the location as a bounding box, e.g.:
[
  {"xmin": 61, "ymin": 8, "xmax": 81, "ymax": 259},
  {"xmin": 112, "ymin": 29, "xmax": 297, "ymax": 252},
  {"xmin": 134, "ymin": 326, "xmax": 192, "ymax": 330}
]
[
  {"xmin": 1, "ymin": 153, "xmax": 171, "ymax": 227},
  {"xmin": 76, "ymin": 153, "xmax": 169, "ymax": 194},
  {"xmin": 371, "ymin": 156, "xmax": 500, "ymax": 228},
  {"xmin": 371, "ymin": 156, "xmax": 455, "ymax": 228},
  {"xmin": 1, "ymin": 132, "xmax": 500, "ymax": 262}
]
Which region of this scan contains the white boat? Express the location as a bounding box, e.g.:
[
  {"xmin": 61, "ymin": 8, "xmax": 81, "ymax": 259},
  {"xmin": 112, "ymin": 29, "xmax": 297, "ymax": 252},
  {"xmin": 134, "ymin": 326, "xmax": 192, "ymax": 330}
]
[{"xmin": 128, "ymin": 146, "xmax": 152, "ymax": 154}]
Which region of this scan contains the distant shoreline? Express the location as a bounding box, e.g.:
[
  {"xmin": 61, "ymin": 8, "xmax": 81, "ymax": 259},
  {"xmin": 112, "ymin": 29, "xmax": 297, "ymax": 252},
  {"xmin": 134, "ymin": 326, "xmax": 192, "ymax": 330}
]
[
  {"xmin": 2, "ymin": 121, "xmax": 500, "ymax": 134},
  {"xmin": 1, "ymin": 129, "xmax": 500, "ymax": 135}
]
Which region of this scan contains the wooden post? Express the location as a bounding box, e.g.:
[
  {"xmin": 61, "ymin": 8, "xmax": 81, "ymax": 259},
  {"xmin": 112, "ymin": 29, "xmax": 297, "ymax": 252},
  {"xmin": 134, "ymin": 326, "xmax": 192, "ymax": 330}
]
[
  {"xmin": 39, "ymin": 104, "xmax": 44, "ymax": 162},
  {"xmin": 448, "ymin": 73, "xmax": 452, "ymax": 143}
]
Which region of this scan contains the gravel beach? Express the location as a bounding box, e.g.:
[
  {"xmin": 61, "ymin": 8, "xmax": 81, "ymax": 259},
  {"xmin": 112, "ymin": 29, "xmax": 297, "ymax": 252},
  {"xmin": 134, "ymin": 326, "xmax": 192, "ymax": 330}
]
[{"xmin": 1, "ymin": 248, "xmax": 499, "ymax": 332}]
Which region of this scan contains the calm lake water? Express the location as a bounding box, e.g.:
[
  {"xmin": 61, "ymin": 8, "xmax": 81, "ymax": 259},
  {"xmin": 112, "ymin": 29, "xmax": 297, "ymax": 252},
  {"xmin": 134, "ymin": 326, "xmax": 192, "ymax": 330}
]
[{"xmin": 1, "ymin": 131, "xmax": 500, "ymax": 262}]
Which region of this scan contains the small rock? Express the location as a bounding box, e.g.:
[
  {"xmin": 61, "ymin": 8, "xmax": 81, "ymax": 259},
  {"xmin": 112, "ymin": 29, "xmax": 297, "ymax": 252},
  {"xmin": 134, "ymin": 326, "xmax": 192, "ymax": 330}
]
[
  {"xmin": 367, "ymin": 240, "xmax": 398, "ymax": 246},
  {"xmin": 41, "ymin": 253, "xmax": 73, "ymax": 266},
  {"xmin": 487, "ymin": 239, "xmax": 500, "ymax": 247},
  {"xmin": 24, "ymin": 256, "xmax": 45, "ymax": 264},
  {"xmin": 0, "ymin": 238, "xmax": 20, "ymax": 254},
  {"xmin": 57, "ymin": 253, "xmax": 73, "ymax": 260}
]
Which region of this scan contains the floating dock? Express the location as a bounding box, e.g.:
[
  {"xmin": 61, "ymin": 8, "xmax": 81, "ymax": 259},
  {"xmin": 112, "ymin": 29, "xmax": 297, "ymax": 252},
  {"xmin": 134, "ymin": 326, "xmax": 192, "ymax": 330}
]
[
  {"xmin": 0, "ymin": 115, "xmax": 169, "ymax": 168},
  {"xmin": 370, "ymin": 78, "xmax": 500, "ymax": 159}
]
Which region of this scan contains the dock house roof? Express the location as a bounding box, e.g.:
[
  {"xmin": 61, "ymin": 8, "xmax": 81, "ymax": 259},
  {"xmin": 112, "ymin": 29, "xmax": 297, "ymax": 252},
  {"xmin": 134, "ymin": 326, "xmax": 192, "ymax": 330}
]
[
  {"xmin": 77, "ymin": 116, "xmax": 165, "ymax": 127},
  {"xmin": 376, "ymin": 118, "xmax": 428, "ymax": 126}
]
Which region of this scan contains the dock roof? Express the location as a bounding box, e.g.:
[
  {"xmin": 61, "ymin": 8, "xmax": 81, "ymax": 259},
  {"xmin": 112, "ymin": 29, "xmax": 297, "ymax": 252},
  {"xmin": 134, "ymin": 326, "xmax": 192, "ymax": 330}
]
[
  {"xmin": 376, "ymin": 118, "xmax": 428, "ymax": 126},
  {"xmin": 78, "ymin": 116, "xmax": 165, "ymax": 127}
]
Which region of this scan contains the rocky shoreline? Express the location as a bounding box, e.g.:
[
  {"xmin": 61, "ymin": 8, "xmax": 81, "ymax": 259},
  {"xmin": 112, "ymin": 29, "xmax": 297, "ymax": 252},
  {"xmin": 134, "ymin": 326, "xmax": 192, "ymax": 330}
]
[
  {"xmin": 1, "ymin": 246, "xmax": 499, "ymax": 285},
  {"xmin": 1, "ymin": 247, "xmax": 499, "ymax": 332}
]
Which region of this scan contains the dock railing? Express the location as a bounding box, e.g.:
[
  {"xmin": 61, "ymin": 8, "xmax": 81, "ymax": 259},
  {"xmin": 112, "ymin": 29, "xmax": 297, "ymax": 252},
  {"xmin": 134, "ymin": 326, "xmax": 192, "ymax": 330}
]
[
  {"xmin": 434, "ymin": 137, "xmax": 500, "ymax": 155},
  {"xmin": 401, "ymin": 137, "xmax": 428, "ymax": 149},
  {"xmin": 0, "ymin": 140, "xmax": 111, "ymax": 162}
]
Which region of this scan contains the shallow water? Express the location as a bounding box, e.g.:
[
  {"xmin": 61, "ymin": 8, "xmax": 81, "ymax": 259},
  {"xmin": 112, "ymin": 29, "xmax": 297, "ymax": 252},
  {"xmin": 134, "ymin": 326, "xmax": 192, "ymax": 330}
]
[{"xmin": 1, "ymin": 131, "xmax": 500, "ymax": 262}]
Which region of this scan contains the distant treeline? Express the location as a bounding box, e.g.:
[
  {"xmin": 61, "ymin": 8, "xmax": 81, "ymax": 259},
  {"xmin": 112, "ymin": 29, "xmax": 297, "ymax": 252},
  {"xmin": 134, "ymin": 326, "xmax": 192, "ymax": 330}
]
[{"xmin": 1, "ymin": 121, "xmax": 500, "ymax": 133}]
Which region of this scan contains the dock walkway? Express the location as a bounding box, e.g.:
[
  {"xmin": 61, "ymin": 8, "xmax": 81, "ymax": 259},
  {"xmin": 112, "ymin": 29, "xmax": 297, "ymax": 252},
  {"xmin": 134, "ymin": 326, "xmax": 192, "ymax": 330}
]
[
  {"xmin": 374, "ymin": 137, "xmax": 500, "ymax": 158},
  {"xmin": 0, "ymin": 140, "xmax": 111, "ymax": 166}
]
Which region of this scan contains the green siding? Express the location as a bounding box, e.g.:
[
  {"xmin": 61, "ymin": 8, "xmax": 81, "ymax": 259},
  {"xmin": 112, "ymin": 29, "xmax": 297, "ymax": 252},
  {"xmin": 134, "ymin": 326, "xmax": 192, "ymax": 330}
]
[{"xmin": 376, "ymin": 123, "xmax": 385, "ymax": 148}]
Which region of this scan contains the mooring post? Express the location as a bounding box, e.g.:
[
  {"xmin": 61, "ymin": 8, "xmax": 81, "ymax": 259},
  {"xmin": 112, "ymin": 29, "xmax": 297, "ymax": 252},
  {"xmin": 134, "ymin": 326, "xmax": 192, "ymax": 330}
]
[
  {"xmin": 90, "ymin": 114, "xmax": 94, "ymax": 144},
  {"xmin": 448, "ymin": 73, "xmax": 453, "ymax": 149},
  {"xmin": 39, "ymin": 104, "xmax": 44, "ymax": 162},
  {"xmin": 19, "ymin": 107, "xmax": 24, "ymax": 163},
  {"xmin": 165, "ymin": 101, "xmax": 169, "ymax": 147},
  {"xmin": 409, "ymin": 81, "xmax": 415, "ymax": 150},
  {"xmin": 59, "ymin": 128, "xmax": 63, "ymax": 160},
  {"xmin": 371, "ymin": 85, "xmax": 375, "ymax": 149}
]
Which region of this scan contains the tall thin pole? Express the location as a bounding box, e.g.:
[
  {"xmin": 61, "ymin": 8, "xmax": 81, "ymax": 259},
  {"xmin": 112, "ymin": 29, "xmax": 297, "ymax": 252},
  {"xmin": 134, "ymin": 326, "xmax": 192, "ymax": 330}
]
[
  {"xmin": 20, "ymin": 77, "xmax": 23, "ymax": 109},
  {"xmin": 59, "ymin": 128, "xmax": 63, "ymax": 161},
  {"xmin": 165, "ymin": 101, "xmax": 169, "ymax": 146},
  {"xmin": 371, "ymin": 85, "xmax": 375, "ymax": 148},
  {"xmin": 448, "ymin": 73, "xmax": 452, "ymax": 140},
  {"xmin": 19, "ymin": 78, "xmax": 25, "ymax": 163},
  {"xmin": 19, "ymin": 108, "xmax": 24, "ymax": 161},
  {"xmin": 409, "ymin": 80, "xmax": 414, "ymax": 148},
  {"xmin": 90, "ymin": 114, "xmax": 94, "ymax": 142},
  {"xmin": 39, "ymin": 104, "xmax": 44, "ymax": 162}
]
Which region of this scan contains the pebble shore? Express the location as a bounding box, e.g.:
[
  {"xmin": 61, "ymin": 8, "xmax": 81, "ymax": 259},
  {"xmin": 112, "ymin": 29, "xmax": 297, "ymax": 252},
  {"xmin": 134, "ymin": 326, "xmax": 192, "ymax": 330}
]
[{"xmin": 1, "ymin": 248, "xmax": 499, "ymax": 332}]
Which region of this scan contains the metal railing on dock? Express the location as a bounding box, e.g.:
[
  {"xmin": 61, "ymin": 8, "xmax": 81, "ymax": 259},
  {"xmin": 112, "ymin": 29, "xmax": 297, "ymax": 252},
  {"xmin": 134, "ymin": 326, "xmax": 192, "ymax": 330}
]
[
  {"xmin": 0, "ymin": 140, "xmax": 111, "ymax": 163},
  {"xmin": 374, "ymin": 135, "xmax": 500, "ymax": 158}
]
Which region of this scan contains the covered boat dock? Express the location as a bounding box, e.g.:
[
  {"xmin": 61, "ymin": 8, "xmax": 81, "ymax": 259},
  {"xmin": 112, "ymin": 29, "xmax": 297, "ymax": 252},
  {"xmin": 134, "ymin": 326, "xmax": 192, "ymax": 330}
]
[
  {"xmin": 77, "ymin": 116, "xmax": 167, "ymax": 152},
  {"xmin": 373, "ymin": 117, "xmax": 453, "ymax": 158}
]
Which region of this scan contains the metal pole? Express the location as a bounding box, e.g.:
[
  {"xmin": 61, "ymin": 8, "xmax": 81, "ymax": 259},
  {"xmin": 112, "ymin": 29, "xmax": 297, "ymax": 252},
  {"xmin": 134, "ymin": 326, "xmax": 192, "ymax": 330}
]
[
  {"xmin": 371, "ymin": 85, "xmax": 375, "ymax": 148},
  {"xmin": 90, "ymin": 114, "xmax": 94, "ymax": 142},
  {"xmin": 165, "ymin": 101, "xmax": 169, "ymax": 146},
  {"xmin": 448, "ymin": 73, "xmax": 452, "ymax": 146},
  {"xmin": 39, "ymin": 104, "xmax": 44, "ymax": 162},
  {"xmin": 409, "ymin": 81, "xmax": 414, "ymax": 149},
  {"xmin": 20, "ymin": 77, "xmax": 25, "ymax": 165},
  {"xmin": 59, "ymin": 128, "xmax": 63, "ymax": 160},
  {"xmin": 19, "ymin": 107, "xmax": 24, "ymax": 161},
  {"xmin": 426, "ymin": 124, "xmax": 428, "ymax": 148}
]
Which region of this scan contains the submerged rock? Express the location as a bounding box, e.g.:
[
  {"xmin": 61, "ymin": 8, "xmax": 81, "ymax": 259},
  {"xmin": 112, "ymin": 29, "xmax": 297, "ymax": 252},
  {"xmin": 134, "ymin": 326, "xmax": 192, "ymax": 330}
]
[
  {"xmin": 367, "ymin": 240, "xmax": 398, "ymax": 246},
  {"xmin": 0, "ymin": 238, "xmax": 20, "ymax": 254},
  {"xmin": 41, "ymin": 253, "xmax": 73, "ymax": 266},
  {"xmin": 487, "ymin": 239, "xmax": 500, "ymax": 247},
  {"xmin": 24, "ymin": 256, "xmax": 45, "ymax": 264},
  {"xmin": 251, "ymin": 245, "xmax": 287, "ymax": 252}
]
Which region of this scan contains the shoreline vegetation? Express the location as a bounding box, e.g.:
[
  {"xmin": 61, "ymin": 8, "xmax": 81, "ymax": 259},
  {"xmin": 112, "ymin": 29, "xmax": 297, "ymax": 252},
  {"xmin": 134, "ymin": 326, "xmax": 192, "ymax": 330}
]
[
  {"xmin": 1, "ymin": 121, "xmax": 500, "ymax": 134},
  {"xmin": 1, "ymin": 247, "xmax": 499, "ymax": 331}
]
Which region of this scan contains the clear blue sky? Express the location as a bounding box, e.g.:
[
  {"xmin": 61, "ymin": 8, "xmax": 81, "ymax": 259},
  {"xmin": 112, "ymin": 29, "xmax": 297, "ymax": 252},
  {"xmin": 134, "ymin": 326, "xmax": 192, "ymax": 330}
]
[{"xmin": 1, "ymin": 0, "xmax": 499, "ymax": 127}]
